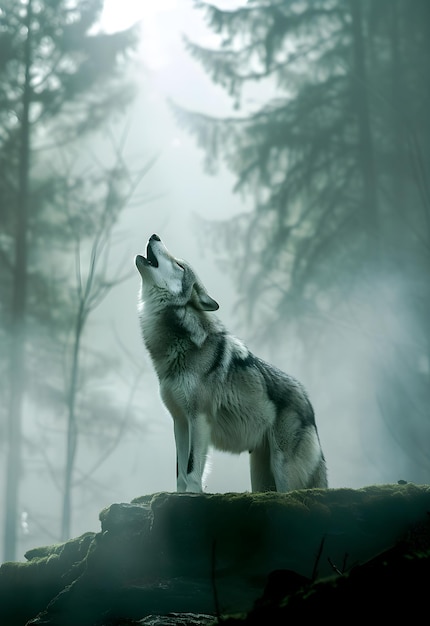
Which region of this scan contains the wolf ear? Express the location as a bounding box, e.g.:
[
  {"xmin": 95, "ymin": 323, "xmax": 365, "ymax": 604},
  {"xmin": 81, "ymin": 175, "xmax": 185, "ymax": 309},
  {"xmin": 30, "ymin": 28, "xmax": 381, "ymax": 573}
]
[{"xmin": 193, "ymin": 280, "xmax": 219, "ymax": 312}]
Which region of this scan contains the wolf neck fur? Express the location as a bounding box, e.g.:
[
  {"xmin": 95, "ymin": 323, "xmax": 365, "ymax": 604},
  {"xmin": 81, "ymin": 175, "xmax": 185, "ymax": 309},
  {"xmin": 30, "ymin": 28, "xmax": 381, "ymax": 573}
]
[{"xmin": 139, "ymin": 300, "xmax": 212, "ymax": 377}]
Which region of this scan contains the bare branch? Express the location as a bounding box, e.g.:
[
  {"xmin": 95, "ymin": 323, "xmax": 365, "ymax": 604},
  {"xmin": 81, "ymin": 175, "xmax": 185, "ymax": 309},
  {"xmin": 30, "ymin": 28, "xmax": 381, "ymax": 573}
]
[{"xmin": 73, "ymin": 365, "xmax": 145, "ymax": 486}]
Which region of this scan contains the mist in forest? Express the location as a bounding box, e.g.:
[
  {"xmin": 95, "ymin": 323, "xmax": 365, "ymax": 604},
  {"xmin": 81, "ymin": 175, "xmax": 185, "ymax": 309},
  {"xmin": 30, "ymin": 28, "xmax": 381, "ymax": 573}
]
[{"xmin": 1, "ymin": 0, "xmax": 429, "ymax": 562}]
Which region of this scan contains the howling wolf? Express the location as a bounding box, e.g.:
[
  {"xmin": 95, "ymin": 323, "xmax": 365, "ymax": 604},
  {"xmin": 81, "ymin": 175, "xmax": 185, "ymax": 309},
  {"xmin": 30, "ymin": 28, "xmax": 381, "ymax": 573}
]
[{"xmin": 136, "ymin": 234, "xmax": 327, "ymax": 492}]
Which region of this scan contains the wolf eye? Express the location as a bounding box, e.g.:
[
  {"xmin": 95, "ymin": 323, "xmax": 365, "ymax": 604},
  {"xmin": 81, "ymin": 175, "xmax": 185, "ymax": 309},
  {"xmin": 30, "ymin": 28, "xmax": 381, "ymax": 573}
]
[{"xmin": 176, "ymin": 262, "xmax": 185, "ymax": 271}]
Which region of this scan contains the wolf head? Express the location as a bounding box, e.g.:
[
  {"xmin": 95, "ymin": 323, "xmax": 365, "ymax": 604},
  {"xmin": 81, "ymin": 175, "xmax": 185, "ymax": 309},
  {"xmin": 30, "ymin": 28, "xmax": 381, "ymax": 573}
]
[{"xmin": 135, "ymin": 234, "xmax": 219, "ymax": 311}]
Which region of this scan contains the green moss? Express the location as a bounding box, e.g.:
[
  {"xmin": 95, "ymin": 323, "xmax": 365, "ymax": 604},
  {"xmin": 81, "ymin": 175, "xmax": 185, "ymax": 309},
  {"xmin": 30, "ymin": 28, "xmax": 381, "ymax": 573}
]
[{"xmin": 0, "ymin": 532, "xmax": 96, "ymax": 626}]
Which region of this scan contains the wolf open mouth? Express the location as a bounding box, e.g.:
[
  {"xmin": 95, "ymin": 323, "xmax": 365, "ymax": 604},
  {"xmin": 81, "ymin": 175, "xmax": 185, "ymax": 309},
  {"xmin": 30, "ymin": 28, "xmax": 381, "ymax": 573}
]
[{"xmin": 146, "ymin": 241, "xmax": 159, "ymax": 268}]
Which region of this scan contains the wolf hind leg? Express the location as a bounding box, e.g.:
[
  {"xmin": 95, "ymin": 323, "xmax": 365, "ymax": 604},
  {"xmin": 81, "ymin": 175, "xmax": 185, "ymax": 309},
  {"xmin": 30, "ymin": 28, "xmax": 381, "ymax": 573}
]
[
  {"xmin": 249, "ymin": 435, "xmax": 276, "ymax": 492},
  {"xmin": 307, "ymin": 454, "xmax": 328, "ymax": 489},
  {"xmin": 269, "ymin": 425, "xmax": 327, "ymax": 492}
]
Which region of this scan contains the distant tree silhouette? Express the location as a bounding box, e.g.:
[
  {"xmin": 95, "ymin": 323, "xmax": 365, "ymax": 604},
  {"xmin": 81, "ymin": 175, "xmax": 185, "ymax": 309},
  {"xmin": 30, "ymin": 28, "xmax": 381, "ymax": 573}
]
[
  {"xmin": 59, "ymin": 143, "xmax": 155, "ymax": 541},
  {"xmin": 0, "ymin": 0, "xmax": 138, "ymax": 561},
  {"xmin": 177, "ymin": 0, "xmax": 430, "ymax": 483}
]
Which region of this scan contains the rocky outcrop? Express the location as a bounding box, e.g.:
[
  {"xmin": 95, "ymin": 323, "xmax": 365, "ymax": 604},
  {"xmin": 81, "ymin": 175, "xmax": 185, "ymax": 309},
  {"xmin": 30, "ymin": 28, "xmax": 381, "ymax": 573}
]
[{"xmin": 0, "ymin": 484, "xmax": 429, "ymax": 625}]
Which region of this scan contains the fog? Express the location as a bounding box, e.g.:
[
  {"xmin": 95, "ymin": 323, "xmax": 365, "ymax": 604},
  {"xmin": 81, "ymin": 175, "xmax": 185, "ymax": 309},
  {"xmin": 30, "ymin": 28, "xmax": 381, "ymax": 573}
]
[
  {"xmin": 2, "ymin": 0, "xmax": 252, "ymax": 559},
  {"xmin": 1, "ymin": 0, "xmax": 429, "ymax": 561}
]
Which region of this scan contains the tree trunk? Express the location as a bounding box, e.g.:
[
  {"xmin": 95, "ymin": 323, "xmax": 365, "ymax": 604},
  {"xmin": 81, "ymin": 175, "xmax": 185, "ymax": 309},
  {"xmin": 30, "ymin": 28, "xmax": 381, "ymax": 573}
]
[
  {"xmin": 61, "ymin": 304, "xmax": 84, "ymax": 541},
  {"xmin": 3, "ymin": 0, "xmax": 32, "ymax": 563},
  {"xmin": 350, "ymin": 0, "xmax": 379, "ymax": 250},
  {"xmin": 389, "ymin": 0, "xmax": 406, "ymax": 213}
]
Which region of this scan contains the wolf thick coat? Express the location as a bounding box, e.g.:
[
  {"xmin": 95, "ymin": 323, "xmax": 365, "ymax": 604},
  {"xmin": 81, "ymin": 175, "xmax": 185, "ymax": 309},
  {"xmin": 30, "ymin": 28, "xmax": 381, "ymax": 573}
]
[{"xmin": 136, "ymin": 234, "xmax": 327, "ymax": 493}]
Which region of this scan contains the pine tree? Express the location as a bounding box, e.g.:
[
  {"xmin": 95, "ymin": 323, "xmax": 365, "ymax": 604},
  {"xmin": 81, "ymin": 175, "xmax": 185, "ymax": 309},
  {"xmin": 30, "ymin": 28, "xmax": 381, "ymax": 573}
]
[
  {"xmin": 177, "ymin": 0, "xmax": 430, "ymax": 483},
  {"xmin": 0, "ymin": 0, "xmax": 138, "ymax": 560}
]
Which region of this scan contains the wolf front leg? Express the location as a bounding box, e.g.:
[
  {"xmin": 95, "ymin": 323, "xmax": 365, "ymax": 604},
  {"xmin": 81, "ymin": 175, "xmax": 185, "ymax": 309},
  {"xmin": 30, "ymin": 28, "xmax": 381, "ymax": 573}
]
[
  {"xmin": 174, "ymin": 416, "xmax": 189, "ymax": 492},
  {"xmin": 184, "ymin": 414, "xmax": 211, "ymax": 493}
]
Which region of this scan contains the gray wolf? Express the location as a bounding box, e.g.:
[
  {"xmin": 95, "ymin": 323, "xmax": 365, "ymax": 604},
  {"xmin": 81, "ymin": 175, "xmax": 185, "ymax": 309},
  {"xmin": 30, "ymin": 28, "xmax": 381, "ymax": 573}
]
[{"xmin": 136, "ymin": 234, "xmax": 327, "ymax": 492}]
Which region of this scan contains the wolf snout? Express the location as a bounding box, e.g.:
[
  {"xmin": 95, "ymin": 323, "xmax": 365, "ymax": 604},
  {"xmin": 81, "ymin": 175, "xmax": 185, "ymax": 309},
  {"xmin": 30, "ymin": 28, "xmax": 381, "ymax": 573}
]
[{"xmin": 150, "ymin": 233, "xmax": 161, "ymax": 242}]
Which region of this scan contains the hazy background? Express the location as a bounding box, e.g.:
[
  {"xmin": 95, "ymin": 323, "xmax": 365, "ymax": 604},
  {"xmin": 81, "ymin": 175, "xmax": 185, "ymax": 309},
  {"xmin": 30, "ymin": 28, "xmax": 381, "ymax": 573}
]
[{"xmin": 1, "ymin": 0, "xmax": 429, "ymax": 561}]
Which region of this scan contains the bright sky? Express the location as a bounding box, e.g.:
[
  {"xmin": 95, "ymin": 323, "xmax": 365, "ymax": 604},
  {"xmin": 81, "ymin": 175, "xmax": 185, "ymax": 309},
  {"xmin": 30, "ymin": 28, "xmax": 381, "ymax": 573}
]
[
  {"xmin": 100, "ymin": 1, "xmax": 247, "ymax": 72},
  {"xmin": 101, "ymin": 0, "xmax": 177, "ymax": 30},
  {"xmin": 101, "ymin": 1, "xmax": 176, "ymax": 69}
]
